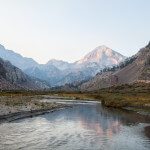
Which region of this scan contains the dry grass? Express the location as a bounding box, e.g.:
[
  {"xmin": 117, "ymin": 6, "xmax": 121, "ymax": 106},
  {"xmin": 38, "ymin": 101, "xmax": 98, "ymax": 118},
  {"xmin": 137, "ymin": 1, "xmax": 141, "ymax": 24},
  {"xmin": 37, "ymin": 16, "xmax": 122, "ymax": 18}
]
[
  {"xmin": 0, "ymin": 83, "xmax": 150, "ymax": 109},
  {"xmin": 56, "ymin": 83, "xmax": 150, "ymax": 108},
  {"xmin": 56, "ymin": 92, "xmax": 150, "ymax": 108},
  {"xmin": 98, "ymin": 92, "xmax": 150, "ymax": 108}
]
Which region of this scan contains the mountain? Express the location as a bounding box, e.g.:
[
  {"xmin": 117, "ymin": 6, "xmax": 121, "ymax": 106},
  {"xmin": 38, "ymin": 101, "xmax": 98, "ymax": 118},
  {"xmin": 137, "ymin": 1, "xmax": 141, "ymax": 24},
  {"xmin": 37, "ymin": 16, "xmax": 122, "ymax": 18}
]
[
  {"xmin": 0, "ymin": 43, "xmax": 126, "ymax": 86},
  {"xmin": 80, "ymin": 42, "xmax": 150, "ymax": 91},
  {"xmin": 55, "ymin": 71, "xmax": 92, "ymax": 86},
  {"xmin": 46, "ymin": 59, "xmax": 72, "ymax": 71},
  {"xmin": 75, "ymin": 45, "xmax": 126, "ymax": 68},
  {"xmin": 0, "ymin": 44, "xmax": 64, "ymax": 86},
  {"xmin": 24, "ymin": 64, "xmax": 63, "ymax": 85},
  {"xmin": 0, "ymin": 58, "xmax": 49, "ymax": 90},
  {"xmin": 0, "ymin": 44, "xmax": 38, "ymax": 70},
  {"xmin": 54, "ymin": 46, "xmax": 126, "ymax": 86}
]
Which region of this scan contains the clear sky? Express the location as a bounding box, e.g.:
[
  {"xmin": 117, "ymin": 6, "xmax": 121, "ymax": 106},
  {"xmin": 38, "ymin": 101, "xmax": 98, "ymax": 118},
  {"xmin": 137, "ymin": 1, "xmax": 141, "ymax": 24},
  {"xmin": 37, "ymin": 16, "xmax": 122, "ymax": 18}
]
[{"xmin": 0, "ymin": 0, "xmax": 149, "ymax": 64}]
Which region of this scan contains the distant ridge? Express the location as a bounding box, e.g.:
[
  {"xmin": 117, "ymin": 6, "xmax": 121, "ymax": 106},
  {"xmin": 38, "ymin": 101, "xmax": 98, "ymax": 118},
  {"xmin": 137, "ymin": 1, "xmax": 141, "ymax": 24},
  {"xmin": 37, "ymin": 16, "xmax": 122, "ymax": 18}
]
[{"xmin": 0, "ymin": 44, "xmax": 38, "ymax": 70}]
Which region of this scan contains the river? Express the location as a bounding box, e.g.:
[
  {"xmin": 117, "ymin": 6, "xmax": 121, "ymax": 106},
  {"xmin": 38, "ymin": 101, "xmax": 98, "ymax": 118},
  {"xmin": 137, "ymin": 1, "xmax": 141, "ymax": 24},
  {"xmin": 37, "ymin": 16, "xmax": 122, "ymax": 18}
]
[{"xmin": 0, "ymin": 99, "xmax": 150, "ymax": 150}]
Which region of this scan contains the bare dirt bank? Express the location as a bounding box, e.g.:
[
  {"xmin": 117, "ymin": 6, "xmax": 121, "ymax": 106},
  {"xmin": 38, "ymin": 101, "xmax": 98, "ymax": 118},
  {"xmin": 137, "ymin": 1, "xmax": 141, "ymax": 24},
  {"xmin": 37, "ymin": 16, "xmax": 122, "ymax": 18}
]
[{"xmin": 0, "ymin": 95, "xmax": 70, "ymax": 123}]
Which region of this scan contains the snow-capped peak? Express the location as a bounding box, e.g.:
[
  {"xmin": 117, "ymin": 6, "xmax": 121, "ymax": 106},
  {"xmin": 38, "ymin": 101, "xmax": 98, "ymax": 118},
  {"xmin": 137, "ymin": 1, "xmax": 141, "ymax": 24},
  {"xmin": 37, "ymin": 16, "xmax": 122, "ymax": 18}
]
[{"xmin": 75, "ymin": 45, "xmax": 126, "ymax": 67}]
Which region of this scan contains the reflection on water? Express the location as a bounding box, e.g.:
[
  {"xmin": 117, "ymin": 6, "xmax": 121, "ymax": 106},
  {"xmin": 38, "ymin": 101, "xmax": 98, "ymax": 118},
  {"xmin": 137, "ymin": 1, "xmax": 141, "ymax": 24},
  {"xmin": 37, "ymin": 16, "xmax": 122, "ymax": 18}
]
[{"xmin": 0, "ymin": 101, "xmax": 150, "ymax": 150}]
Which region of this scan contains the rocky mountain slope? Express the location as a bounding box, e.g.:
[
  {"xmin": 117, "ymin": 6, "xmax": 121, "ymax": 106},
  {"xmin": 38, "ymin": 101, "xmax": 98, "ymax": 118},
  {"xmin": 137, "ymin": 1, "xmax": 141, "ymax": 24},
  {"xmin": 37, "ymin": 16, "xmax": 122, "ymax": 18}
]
[
  {"xmin": 80, "ymin": 42, "xmax": 150, "ymax": 91},
  {"xmin": 0, "ymin": 58, "xmax": 49, "ymax": 90}
]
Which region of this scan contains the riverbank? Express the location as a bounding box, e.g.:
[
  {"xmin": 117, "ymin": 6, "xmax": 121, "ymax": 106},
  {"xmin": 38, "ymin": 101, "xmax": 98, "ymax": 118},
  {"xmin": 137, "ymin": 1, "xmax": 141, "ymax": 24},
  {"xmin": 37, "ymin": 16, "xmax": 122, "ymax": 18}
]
[
  {"xmin": 0, "ymin": 83, "xmax": 149, "ymax": 122},
  {"xmin": 95, "ymin": 83, "xmax": 150, "ymax": 112},
  {"xmin": 55, "ymin": 83, "xmax": 150, "ymax": 115},
  {"xmin": 0, "ymin": 95, "xmax": 70, "ymax": 123},
  {"xmin": 56, "ymin": 93, "xmax": 150, "ymax": 116}
]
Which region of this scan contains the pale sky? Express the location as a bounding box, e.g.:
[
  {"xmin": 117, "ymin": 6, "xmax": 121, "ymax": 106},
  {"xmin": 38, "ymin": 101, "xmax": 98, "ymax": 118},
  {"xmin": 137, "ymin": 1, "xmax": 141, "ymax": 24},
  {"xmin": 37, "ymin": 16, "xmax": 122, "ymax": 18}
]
[{"xmin": 0, "ymin": 0, "xmax": 149, "ymax": 64}]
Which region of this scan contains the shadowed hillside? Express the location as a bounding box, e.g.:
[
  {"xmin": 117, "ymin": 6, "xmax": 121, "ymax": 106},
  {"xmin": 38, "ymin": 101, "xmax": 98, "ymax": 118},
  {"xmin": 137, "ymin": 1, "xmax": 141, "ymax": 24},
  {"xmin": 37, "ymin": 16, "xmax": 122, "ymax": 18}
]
[
  {"xmin": 80, "ymin": 42, "xmax": 150, "ymax": 91},
  {"xmin": 0, "ymin": 58, "xmax": 49, "ymax": 90}
]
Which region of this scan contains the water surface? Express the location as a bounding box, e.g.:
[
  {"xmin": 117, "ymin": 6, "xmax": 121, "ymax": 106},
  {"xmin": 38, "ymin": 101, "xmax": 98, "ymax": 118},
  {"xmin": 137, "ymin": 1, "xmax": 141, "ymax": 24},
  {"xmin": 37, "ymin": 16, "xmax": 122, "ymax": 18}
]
[{"xmin": 0, "ymin": 100, "xmax": 150, "ymax": 150}]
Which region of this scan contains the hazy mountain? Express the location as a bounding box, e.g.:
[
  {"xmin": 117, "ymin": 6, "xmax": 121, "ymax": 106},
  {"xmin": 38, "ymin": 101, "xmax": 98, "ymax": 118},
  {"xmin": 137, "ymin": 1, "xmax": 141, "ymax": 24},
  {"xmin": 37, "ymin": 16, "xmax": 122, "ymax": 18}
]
[
  {"xmin": 24, "ymin": 64, "xmax": 64, "ymax": 86},
  {"xmin": 0, "ymin": 58, "xmax": 49, "ymax": 90},
  {"xmin": 0, "ymin": 44, "xmax": 38, "ymax": 70},
  {"xmin": 46, "ymin": 59, "xmax": 72, "ymax": 71},
  {"xmin": 80, "ymin": 42, "xmax": 150, "ymax": 91},
  {"xmin": 55, "ymin": 71, "xmax": 92, "ymax": 86}
]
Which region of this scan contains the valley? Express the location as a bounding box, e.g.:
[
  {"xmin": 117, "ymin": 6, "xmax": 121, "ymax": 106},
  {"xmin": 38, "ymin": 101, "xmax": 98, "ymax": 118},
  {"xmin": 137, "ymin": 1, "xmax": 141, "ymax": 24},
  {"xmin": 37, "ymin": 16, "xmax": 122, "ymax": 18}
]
[
  {"xmin": 0, "ymin": 1, "xmax": 149, "ymax": 149},
  {"xmin": 0, "ymin": 42, "xmax": 150, "ymax": 115}
]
